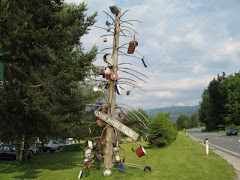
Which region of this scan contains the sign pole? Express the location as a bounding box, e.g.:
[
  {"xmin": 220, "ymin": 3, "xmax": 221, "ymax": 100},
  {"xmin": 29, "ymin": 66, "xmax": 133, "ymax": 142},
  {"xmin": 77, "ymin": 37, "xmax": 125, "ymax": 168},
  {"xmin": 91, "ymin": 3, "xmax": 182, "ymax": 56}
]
[{"xmin": 104, "ymin": 7, "xmax": 121, "ymax": 169}]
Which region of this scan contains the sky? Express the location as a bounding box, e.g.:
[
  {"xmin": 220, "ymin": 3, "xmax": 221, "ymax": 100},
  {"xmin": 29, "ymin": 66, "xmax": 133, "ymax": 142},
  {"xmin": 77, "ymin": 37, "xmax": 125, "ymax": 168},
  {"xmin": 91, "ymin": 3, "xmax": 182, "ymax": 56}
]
[{"xmin": 65, "ymin": 0, "xmax": 240, "ymax": 110}]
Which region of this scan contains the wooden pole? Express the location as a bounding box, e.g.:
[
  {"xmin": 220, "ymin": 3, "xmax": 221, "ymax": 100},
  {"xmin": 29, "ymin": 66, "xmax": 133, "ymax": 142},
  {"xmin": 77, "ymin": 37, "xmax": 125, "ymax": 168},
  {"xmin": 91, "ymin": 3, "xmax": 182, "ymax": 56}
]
[{"xmin": 104, "ymin": 7, "xmax": 121, "ymax": 169}]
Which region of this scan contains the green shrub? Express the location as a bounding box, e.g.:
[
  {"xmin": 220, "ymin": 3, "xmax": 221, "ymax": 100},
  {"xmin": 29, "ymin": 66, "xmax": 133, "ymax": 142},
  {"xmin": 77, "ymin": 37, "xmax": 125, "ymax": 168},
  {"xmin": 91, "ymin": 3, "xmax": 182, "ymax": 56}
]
[{"xmin": 148, "ymin": 112, "xmax": 178, "ymax": 147}]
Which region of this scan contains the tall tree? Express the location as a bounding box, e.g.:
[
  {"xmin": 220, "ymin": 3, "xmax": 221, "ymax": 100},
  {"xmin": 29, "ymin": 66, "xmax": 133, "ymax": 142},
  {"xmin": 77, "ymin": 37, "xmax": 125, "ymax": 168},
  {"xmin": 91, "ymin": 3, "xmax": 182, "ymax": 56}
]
[
  {"xmin": 176, "ymin": 114, "xmax": 191, "ymax": 130},
  {"xmin": 221, "ymin": 73, "xmax": 240, "ymax": 126},
  {"xmin": 0, "ymin": 0, "xmax": 98, "ymax": 161}
]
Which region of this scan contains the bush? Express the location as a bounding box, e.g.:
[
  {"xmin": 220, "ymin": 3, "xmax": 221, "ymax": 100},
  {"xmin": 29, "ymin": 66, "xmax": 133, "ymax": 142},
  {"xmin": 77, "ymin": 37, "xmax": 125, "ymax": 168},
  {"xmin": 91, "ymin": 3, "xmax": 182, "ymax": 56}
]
[
  {"xmin": 61, "ymin": 144, "xmax": 83, "ymax": 152},
  {"xmin": 148, "ymin": 112, "xmax": 178, "ymax": 147}
]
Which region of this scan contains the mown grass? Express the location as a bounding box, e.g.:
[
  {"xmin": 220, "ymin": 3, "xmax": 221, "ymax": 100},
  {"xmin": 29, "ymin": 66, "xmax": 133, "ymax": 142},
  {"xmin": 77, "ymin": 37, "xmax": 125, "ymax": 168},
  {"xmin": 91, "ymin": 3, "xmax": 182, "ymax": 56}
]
[{"xmin": 0, "ymin": 132, "xmax": 237, "ymax": 180}]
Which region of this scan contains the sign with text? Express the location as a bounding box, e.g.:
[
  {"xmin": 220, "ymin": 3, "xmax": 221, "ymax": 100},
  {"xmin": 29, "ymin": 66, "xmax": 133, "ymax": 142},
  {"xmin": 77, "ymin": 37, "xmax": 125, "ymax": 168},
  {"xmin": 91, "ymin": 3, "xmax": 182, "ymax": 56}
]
[{"xmin": 94, "ymin": 110, "xmax": 139, "ymax": 141}]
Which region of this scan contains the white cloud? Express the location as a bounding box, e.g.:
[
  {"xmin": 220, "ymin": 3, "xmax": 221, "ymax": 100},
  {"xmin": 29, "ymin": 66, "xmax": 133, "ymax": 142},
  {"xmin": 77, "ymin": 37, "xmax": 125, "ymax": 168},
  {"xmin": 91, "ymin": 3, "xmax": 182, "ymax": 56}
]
[{"xmin": 65, "ymin": 0, "xmax": 240, "ymax": 109}]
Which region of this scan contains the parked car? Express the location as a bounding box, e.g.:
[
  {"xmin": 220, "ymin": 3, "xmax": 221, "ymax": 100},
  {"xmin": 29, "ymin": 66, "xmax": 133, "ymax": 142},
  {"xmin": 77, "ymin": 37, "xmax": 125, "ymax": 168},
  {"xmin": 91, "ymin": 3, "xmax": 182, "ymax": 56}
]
[
  {"xmin": 56, "ymin": 140, "xmax": 67, "ymax": 150},
  {"xmin": 43, "ymin": 140, "xmax": 60, "ymax": 153},
  {"xmin": 226, "ymin": 128, "xmax": 238, "ymax": 136},
  {"xmin": 66, "ymin": 138, "xmax": 75, "ymax": 145},
  {"xmin": 0, "ymin": 145, "xmax": 16, "ymax": 160},
  {"xmin": 0, "ymin": 145, "xmax": 32, "ymax": 160},
  {"xmin": 29, "ymin": 145, "xmax": 40, "ymax": 154}
]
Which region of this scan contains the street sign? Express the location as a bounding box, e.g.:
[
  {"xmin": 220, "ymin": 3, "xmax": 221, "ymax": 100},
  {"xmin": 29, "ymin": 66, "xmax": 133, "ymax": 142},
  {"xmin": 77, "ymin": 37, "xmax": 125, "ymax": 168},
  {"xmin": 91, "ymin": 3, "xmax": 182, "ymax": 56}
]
[{"xmin": 94, "ymin": 110, "xmax": 139, "ymax": 141}]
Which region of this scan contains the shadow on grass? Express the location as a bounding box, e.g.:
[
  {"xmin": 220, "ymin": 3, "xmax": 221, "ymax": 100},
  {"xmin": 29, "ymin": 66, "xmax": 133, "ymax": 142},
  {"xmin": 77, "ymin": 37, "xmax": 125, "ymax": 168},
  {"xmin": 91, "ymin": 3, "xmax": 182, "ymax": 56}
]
[{"xmin": 0, "ymin": 151, "xmax": 81, "ymax": 179}]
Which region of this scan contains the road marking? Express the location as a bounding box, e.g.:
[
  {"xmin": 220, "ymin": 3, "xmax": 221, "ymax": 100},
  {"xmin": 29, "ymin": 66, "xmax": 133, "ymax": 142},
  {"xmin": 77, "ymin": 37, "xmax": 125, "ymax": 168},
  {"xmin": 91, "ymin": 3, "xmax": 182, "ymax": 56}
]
[
  {"xmin": 238, "ymin": 140, "xmax": 240, "ymax": 143},
  {"xmin": 221, "ymin": 138, "xmax": 225, "ymax": 140},
  {"xmin": 228, "ymin": 140, "xmax": 232, "ymax": 142},
  {"xmin": 215, "ymin": 137, "xmax": 219, "ymax": 138}
]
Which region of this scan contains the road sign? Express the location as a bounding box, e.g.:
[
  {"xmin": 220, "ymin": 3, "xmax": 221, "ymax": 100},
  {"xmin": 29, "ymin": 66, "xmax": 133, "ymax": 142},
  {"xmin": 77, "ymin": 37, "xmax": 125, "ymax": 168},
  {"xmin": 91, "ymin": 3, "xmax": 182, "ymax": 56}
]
[{"xmin": 94, "ymin": 110, "xmax": 139, "ymax": 141}]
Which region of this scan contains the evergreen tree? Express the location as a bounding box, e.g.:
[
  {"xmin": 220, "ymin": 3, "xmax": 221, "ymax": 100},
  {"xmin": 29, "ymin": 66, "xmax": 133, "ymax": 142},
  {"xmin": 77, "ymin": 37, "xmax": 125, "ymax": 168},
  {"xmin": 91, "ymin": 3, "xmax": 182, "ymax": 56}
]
[{"xmin": 0, "ymin": 0, "xmax": 98, "ymax": 161}]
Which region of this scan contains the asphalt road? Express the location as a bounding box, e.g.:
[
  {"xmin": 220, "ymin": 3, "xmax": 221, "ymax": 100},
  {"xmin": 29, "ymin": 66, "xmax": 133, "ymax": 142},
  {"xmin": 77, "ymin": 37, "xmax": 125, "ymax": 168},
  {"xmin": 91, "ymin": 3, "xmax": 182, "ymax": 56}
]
[{"xmin": 187, "ymin": 128, "xmax": 240, "ymax": 157}]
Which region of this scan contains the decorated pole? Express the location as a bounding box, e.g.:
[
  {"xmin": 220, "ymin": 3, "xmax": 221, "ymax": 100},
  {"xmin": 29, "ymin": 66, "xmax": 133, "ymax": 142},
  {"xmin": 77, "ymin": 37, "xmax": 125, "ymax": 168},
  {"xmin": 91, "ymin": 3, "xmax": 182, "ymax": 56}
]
[{"xmin": 104, "ymin": 6, "xmax": 121, "ymax": 170}]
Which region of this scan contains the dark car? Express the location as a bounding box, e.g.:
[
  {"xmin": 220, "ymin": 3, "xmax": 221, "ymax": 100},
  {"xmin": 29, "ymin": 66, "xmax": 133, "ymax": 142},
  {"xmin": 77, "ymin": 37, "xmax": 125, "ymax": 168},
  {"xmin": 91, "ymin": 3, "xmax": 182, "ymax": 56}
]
[
  {"xmin": 0, "ymin": 145, "xmax": 33, "ymax": 160},
  {"xmin": 226, "ymin": 128, "xmax": 238, "ymax": 136},
  {"xmin": 0, "ymin": 145, "xmax": 16, "ymax": 160}
]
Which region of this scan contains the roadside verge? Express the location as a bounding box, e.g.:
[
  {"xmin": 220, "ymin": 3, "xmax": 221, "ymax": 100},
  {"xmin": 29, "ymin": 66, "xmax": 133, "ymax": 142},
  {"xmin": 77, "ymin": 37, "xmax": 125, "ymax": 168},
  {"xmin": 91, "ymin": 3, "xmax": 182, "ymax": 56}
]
[{"xmin": 187, "ymin": 133, "xmax": 240, "ymax": 180}]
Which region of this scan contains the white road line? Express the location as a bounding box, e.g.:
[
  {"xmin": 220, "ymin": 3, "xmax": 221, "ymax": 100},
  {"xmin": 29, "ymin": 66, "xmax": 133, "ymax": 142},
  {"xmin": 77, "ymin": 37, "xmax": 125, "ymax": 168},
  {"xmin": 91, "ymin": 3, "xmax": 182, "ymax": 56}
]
[
  {"xmin": 221, "ymin": 138, "xmax": 225, "ymax": 140},
  {"xmin": 215, "ymin": 137, "xmax": 219, "ymax": 138},
  {"xmin": 238, "ymin": 140, "xmax": 240, "ymax": 143},
  {"xmin": 228, "ymin": 140, "xmax": 232, "ymax": 142}
]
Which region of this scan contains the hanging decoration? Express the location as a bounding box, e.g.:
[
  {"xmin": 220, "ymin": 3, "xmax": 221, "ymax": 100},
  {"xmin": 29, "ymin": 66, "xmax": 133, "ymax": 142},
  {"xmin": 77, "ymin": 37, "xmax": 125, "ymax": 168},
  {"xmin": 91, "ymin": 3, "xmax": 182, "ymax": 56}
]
[{"xmin": 82, "ymin": 6, "xmax": 151, "ymax": 178}]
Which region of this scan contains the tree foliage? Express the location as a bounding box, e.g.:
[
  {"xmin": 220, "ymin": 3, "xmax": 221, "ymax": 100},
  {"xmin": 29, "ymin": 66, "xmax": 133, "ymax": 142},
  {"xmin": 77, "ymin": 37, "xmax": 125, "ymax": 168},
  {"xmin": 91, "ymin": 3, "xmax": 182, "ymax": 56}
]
[
  {"xmin": 176, "ymin": 114, "xmax": 191, "ymax": 130},
  {"xmin": 148, "ymin": 112, "xmax": 178, "ymax": 147},
  {"xmin": 0, "ymin": 0, "xmax": 99, "ymax": 161},
  {"xmin": 176, "ymin": 114, "xmax": 199, "ymax": 130},
  {"xmin": 199, "ymin": 72, "xmax": 240, "ymax": 130}
]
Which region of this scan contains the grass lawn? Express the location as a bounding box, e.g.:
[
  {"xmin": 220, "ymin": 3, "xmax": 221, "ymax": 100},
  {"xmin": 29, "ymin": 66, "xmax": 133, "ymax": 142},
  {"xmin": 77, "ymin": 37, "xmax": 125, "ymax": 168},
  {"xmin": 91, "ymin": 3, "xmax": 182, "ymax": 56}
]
[{"xmin": 0, "ymin": 132, "xmax": 237, "ymax": 180}]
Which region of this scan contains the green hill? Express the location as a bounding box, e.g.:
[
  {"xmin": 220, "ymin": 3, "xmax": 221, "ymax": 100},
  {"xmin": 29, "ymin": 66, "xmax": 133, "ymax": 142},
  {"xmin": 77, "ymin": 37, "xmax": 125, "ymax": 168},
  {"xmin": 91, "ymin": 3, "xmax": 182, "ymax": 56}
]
[{"xmin": 145, "ymin": 105, "xmax": 200, "ymax": 122}]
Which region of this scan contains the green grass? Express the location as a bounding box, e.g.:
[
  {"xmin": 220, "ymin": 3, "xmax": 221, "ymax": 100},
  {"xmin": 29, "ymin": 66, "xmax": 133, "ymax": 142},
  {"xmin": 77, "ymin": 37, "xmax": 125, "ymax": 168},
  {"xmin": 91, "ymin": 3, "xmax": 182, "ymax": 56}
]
[{"xmin": 0, "ymin": 132, "xmax": 237, "ymax": 180}]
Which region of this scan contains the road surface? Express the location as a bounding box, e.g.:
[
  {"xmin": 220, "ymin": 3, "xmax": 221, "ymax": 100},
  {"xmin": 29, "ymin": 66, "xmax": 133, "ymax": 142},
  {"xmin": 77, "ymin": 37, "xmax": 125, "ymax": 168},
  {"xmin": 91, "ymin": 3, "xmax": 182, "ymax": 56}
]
[{"xmin": 187, "ymin": 128, "xmax": 240, "ymax": 157}]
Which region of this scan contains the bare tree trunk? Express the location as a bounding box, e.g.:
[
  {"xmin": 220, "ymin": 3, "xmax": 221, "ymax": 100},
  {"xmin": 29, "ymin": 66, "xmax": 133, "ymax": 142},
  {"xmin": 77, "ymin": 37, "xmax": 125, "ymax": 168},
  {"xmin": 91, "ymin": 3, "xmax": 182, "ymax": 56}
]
[{"xmin": 104, "ymin": 7, "xmax": 121, "ymax": 169}]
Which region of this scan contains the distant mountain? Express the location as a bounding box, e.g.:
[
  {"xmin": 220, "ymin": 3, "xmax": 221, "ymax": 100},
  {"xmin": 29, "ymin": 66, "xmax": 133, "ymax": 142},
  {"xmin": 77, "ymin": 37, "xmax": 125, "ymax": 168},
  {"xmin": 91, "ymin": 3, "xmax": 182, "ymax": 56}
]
[{"xmin": 145, "ymin": 105, "xmax": 200, "ymax": 122}]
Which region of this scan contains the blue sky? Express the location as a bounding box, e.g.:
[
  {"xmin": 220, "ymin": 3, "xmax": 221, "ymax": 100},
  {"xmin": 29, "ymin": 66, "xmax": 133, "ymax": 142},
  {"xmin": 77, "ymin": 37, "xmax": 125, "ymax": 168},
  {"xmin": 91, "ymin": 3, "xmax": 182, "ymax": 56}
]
[{"xmin": 65, "ymin": 0, "xmax": 240, "ymax": 110}]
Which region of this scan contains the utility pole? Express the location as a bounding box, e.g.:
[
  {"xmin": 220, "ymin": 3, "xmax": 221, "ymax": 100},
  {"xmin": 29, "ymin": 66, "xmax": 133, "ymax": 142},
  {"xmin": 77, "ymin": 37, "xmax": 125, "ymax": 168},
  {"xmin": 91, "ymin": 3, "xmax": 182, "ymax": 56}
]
[{"xmin": 104, "ymin": 7, "xmax": 121, "ymax": 169}]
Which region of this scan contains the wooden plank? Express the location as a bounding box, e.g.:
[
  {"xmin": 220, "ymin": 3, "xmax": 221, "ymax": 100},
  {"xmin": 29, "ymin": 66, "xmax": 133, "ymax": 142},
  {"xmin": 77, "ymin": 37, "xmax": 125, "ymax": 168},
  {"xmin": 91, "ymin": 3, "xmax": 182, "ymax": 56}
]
[{"xmin": 94, "ymin": 110, "xmax": 139, "ymax": 141}]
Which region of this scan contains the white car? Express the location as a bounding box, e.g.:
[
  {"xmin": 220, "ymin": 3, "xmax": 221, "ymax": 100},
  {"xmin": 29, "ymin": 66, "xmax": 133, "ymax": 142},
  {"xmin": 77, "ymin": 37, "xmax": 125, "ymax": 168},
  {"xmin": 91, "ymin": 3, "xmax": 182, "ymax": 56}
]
[
  {"xmin": 66, "ymin": 138, "xmax": 75, "ymax": 145},
  {"xmin": 29, "ymin": 145, "xmax": 40, "ymax": 154},
  {"xmin": 56, "ymin": 140, "xmax": 67, "ymax": 150},
  {"xmin": 43, "ymin": 140, "xmax": 60, "ymax": 153}
]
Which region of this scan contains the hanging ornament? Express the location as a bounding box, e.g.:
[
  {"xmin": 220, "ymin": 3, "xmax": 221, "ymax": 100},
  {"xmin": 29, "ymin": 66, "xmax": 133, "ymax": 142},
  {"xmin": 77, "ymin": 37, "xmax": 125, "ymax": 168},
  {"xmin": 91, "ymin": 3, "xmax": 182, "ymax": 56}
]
[
  {"xmin": 105, "ymin": 83, "xmax": 110, "ymax": 89},
  {"xmin": 126, "ymin": 87, "xmax": 134, "ymax": 96},
  {"xmin": 103, "ymin": 36, "xmax": 107, "ymax": 42},
  {"xmin": 103, "ymin": 54, "xmax": 113, "ymax": 65},
  {"xmin": 78, "ymin": 170, "xmax": 83, "ymax": 179},
  {"xmin": 88, "ymin": 140, "xmax": 93, "ymax": 149},
  {"xmin": 141, "ymin": 57, "xmax": 147, "ymax": 67},
  {"xmin": 103, "ymin": 169, "xmax": 112, "ymax": 176},
  {"xmin": 95, "ymin": 151, "xmax": 103, "ymax": 161},
  {"xmin": 115, "ymin": 154, "xmax": 121, "ymax": 163},
  {"xmin": 87, "ymin": 107, "xmax": 94, "ymax": 114},
  {"xmin": 84, "ymin": 149, "xmax": 91, "ymax": 158},
  {"xmin": 135, "ymin": 146, "xmax": 147, "ymax": 157},
  {"xmin": 107, "ymin": 26, "xmax": 111, "ymax": 32},
  {"xmin": 88, "ymin": 127, "xmax": 92, "ymax": 135},
  {"xmin": 93, "ymin": 82, "xmax": 99, "ymax": 92},
  {"xmin": 114, "ymin": 83, "xmax": 121, "ymax": 95},
  {"xmin": 127, "ymin": 34, "xmax": 138, "ymax": 54},
  {"xmin": 122, "ymin": 117, "xmax": 129, "ymax": 124},
  {"xmin": 118, "ymin": 163, "xmax": 125, "ymax": 171},
  {"xmin": 106, "ymin": 21, "xmax": 111, "ymax": 26},
  {"xmin": 84, "ymin": 161, "xmax": 92, "ymax": 170},
  {"xmin": 99, "ymin": 69, "xmax": 105, "ymax": 75},
  {"xmin": 118, "ymin": 110, "xmax": 125, "ymax": 118},
  {"xmin": 96, "ymin": 119, "xmax": 103, "ymax": 127},
  {"xmin": 144, "ymin": 166, "xmax": 152, "ymax": 172},
  {"xmin": 105, "ymin": 67, "xmax": 111, "ymax": 74}
]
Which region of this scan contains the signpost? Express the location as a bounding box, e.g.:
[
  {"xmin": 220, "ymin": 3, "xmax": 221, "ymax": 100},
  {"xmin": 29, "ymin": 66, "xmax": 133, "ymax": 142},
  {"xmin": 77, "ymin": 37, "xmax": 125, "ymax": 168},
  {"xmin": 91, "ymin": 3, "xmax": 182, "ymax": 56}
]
[{"xmin": 94, "ymin": 110, "xmax": 139, "ymax": 141}]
